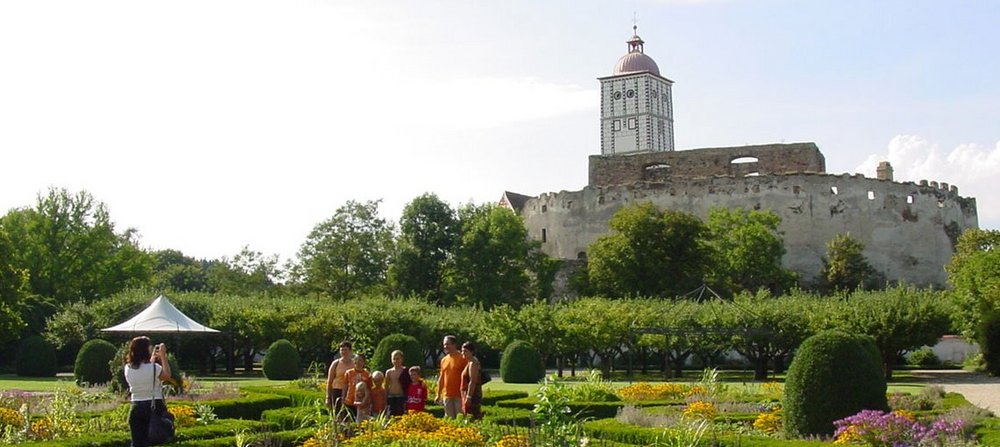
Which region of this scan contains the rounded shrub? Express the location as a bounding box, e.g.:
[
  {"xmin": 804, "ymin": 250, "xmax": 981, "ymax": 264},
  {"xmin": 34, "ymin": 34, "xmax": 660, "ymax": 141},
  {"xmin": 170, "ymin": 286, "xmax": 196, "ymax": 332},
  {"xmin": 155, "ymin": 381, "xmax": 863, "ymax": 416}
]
[
  {"xmin": 16, "ymin": 335, "xmax": 58, "ymax": 377},
  {"xmin": 907, "ymin": 347, "xmax": 941, "ymax": 367},
  {"xmin": 500, "ymin": 340, "xmax": 544, "ymax": 384},
  {"xmin": 75, "ymin": 339, "xmax": 118, "ymax": 385},
  {"xmin": 371, "ymin": 333, "xmax": 423, "ymax": 372},
  {"xmin": 262, "ymin": 339, "xmax": 301, "ymax": 380},
  {"xmin": 783, "ymin": 330, "xmax": 888, "ymax": 437}
]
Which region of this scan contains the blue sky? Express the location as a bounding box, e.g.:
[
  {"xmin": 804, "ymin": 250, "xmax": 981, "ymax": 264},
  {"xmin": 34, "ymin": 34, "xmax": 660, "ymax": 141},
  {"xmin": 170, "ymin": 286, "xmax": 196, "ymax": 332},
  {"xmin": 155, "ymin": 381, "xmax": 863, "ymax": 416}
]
[{"xmin": 1, "ymin": 0, "xmax": 997, "ymax": 261}]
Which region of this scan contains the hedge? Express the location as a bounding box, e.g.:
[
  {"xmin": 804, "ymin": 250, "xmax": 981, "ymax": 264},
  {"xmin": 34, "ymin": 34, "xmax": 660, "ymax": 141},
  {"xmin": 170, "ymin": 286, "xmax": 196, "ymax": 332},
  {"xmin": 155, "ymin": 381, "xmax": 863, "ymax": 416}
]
[
  {"xmin": 262, "ymin": 406, "xmax": 322, "ymax": 430},
  {"xmin": 172, "ymin": 427, "xmax": 314, "ymax": 447},
  {"xmin": 583, "ymin": 419, "xmax": 830, "ymax": 447},
  {"xmin": 203, "ymin": 393, "xmax": 293, "ymax": 419},
  {"xmin": 495, "ymin": 397, "xmax": 676, "ymax": 420},
  {"xmin": 242, "ymin": 386, "xmax": 325, "ymax": 407},
  {"xmin": 481, "ymin": 390, "xmax": 529, "ymax": 406},
  {"xmin": 18, "ymin": 419, "xmax": 265, "ymax": 447}
]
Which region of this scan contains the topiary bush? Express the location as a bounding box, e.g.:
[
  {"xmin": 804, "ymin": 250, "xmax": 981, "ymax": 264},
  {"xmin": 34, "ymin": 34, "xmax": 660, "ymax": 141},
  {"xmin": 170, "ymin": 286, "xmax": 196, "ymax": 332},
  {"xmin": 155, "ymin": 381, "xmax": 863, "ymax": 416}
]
[
  {"xmin": 500, "ymin": 340, "xmax": 544, "ymax": 384},
  {"xmin": 262, "ymin": 339, "xmax": 301, "ymax": 380},
  {"xmin": 75, "ymin": 339, "xmax": 118, "ymax": 385},
  {"xmin": 16, "ymin": 335, "xmax": 58, "ymax": 377},
  {"xmin": 371, "ymin": 333, "xmax": 423, "ymax": 372},
  {"xmin": 907, "ymin": 347, "xmax": 942, "ymax": 368},
  {"xmin": 783, "ymin": 330, "xmax": 888, "ymax": 437}
]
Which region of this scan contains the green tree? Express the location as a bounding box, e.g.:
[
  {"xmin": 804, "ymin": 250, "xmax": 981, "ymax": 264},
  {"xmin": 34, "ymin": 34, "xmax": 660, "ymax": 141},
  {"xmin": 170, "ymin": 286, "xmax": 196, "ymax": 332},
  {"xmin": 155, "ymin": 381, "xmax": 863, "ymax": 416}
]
[
  {"xmin": 706, "ymin": 207, "xmax": 797, "ymax": 294},
  {"xmin": 946, "ymin": 228, "xmax": 1000, "ymax": 338},
  {"xmin": 822, "ymin": 233, "xmax": 879, "ymax": 292},
  {"xmin": 828, "ymin": 287, "xmax": 952, "ymax": 379},
  {"xmin": 0, "ymin": 227, "xmax": 28, "ymax": 344},
  {"xmin": 587, "ymin": 203, "xmax": 711, "ymax": 298},
  {"xmin": 151, "ymin": 249, "xmax": 209, "ymax": 292},
  {"xmin": 723, "ymin": 291, "xmax": 814, "ymax": 380},
  {"xmin": 0, "ymin": 188, "xmax": 153, "ymax": 304},
  {"xmin": 389, "ymin": 193, "xmax": 458, "ymax": 302},
  {"xmin": 443, "ymin": 204, "xmax": 541, "ymax": 308},
  {"xmin": 207, "ymin": 246, "xmax": 282, "ymax": 295},
  {"xmin": 293, "ymin": 200, "xmax": 395, "ymax": 298}
]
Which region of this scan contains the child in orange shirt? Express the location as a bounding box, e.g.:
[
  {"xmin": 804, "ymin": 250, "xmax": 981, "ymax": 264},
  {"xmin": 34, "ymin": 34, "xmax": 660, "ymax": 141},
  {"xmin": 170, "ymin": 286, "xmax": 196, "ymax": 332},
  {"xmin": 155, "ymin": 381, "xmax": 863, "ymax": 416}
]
[
  {"xmin": 343, "ymin": 354, "xmax": 373, "ymax": 421},
  {"xmin": 405, "ymin": 366, "xmax": 427, "ymax": 413},
  {"xmin": 370, "ymin": 371, "xmax": 387, "ymax": 417}
]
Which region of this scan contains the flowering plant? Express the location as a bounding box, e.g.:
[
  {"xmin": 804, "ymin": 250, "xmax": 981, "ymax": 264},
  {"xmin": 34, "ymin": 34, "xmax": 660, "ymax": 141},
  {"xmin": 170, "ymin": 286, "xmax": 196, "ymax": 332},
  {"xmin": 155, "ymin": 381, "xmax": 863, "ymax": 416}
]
[{"xmin": 833, "ymin": 409, "xmax": 969, "ymax": 446}]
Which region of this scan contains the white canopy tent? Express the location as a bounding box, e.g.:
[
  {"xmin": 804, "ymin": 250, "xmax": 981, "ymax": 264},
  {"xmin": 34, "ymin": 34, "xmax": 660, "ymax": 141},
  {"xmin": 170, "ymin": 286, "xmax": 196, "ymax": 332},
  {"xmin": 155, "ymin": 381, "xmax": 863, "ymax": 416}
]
[{"xmin": 102, "ymin": 294, "xmax": 220, "ymax": 333}]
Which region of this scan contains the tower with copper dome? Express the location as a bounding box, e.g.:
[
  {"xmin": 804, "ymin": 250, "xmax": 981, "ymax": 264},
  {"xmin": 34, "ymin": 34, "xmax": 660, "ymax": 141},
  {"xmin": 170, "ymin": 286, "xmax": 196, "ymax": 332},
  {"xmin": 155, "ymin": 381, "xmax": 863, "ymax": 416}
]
[{"xmin": 599, "ymin": 27, "xmax": 674, "ymax": 155}]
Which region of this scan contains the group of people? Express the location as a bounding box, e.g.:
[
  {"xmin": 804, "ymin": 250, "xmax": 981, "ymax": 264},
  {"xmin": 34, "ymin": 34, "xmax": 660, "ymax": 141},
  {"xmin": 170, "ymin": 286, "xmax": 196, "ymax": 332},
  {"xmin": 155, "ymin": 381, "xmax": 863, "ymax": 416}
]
[
  {"xmin": 120, "ymin": 334, "xmax": 484, "ymax": 446},
  {"xmin": 324, "ymin": 335, "xmax": 484, "ymax": 421}
]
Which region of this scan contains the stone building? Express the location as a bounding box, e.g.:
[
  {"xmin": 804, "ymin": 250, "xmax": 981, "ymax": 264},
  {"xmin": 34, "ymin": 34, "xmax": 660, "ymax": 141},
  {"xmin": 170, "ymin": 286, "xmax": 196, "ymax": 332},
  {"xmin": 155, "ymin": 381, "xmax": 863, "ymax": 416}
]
[{"xmin": 502, "ymin": 29, "xmax": 979, "ymax": 290}]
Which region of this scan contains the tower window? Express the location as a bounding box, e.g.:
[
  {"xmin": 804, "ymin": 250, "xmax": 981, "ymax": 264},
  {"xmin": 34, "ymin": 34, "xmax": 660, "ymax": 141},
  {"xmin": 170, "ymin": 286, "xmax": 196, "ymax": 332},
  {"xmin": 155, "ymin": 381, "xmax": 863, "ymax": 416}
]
[
  {"xmin": 628, "ymin": 118, "xmax": 637, "ymax": 129},
  {"xmin": 541, "ymin": 228, "xmax": 547, "ymax": 243},
  {"xmin": 613, "ymin": 120, "xmax": 621, "ymax": 131}
]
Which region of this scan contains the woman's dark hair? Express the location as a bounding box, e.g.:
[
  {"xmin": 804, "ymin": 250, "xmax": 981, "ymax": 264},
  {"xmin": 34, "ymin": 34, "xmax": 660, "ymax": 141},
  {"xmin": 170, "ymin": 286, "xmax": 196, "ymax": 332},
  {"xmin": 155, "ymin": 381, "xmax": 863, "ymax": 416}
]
[
  {"xmin": 339, "ymin": 341, "xmax": 352, "ymax": 349},
  {"xmin": 127, "ymin": 336, "xmax": 151, "ymax": 369},
  {"xmin": 461, "ymin": 342, "xmax": 476, "ymax": 353}
]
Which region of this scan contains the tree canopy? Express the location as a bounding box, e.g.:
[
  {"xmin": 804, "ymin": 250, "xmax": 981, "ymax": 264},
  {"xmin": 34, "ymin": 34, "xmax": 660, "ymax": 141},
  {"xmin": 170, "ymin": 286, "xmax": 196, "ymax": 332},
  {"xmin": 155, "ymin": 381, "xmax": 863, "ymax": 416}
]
[
  {"xmin": 389, "ymin": 193, "xmax": 458, "ymax": 302},
  {"xmin": 822, "ymin": 232, "xmax": 879, "ymax": 292},
  {"xmin": 946, "ymin": 228, "xmax": 1000, "ymax": 338},
  {"xmin": 706, "ymin": 207, "xmax": 797, "ymax": 295},
  {"xmin": 587, "ymin": 203, "xmax": 712, "ymax": 298}
]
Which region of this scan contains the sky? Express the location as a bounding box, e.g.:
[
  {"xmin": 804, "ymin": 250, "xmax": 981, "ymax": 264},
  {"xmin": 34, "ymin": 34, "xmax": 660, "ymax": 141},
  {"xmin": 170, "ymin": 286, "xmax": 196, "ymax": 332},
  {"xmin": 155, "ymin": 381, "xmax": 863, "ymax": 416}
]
[{"xmin": 1, "ymin": 0, "xmax": 997, "ymax": 263}]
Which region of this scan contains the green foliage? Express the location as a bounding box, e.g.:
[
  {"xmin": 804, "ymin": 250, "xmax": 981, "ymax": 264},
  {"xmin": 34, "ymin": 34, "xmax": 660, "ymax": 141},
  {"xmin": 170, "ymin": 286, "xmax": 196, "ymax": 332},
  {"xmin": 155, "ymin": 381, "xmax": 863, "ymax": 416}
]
[
  {"xmin": 980, "ymin": 312, "xmax": 1000, "ymax": 376},
  {"xmin": 587, "ymin": 203, "xmax": 711, "ymax": 298},
  {"xmin": 565, "ymin": 369, "xmax": 620, "ymax": 402},
  {"xmin": 262, "ymin": 339, "xmax": 302, "ymax": 380},
  {"xmin": 202, "ymin": 393, "xmax": 294, "ymax": 420},
  {"xmin": 0, "ymin": 188, "xmax": 154, "ymax": 305},
  {"xmin": 0, "ymin": 227, "xmax": 28, "ymax": 345},
  {"xmin": 74, "ymin": 339, "xmax": 117, "ymax": 385},
  {"xmin": 706, "ymin": 207, "xmax": 797, "ymax": 294},
  {"xmin": 443, "ymin": 204, "xmax": 544, "ymax": 308},
  {"xmin": 15, "ymin": 335, "xmax": 58, "ymax": 377},
  {"xmin": 822, "ymin": 233, "xmax": 879, "ymax": 292},
  {"xmin": 500, "ymin": 340, "xmax": 544, "ymax": 383},
  {"xmin": 783, "ymin": 330, "xmax": 888, "ymax": 437},
  {"xmin": 906, "ymin": 347, "xmax": 942, "ymax": 367},
  {"xmin": 292, "ymin": 199, "xmax": 395, "ymax": 298},
  {"xmin": 389, "ymin": 193, "xmax": 458, "ymax": 302},
  {"xmin": 205, "ymin": 246, "xmax": 282, "ymax": 296},
  {"xmin": 946, "ymin": 228, "xmax": 1000, "ymax": 339},
  {"xmin": 370, "ymin": 333, "xmax": 422, "ymax": 373},
  {"xmin": 829, "ymin": 287, "xmax": 952, "ymax": 378}
]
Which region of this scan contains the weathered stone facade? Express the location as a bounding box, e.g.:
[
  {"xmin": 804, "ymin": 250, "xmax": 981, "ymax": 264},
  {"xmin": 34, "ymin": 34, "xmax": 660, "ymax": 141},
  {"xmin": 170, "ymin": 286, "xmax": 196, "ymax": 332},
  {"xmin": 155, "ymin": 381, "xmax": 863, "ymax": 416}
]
[
  {"xmin": 515, "ymin": 161, "xmax": 978, "ymax": 288},
  {"xmin": 589, "ymin": 142, "xmax": 826, "ymax": 186}
]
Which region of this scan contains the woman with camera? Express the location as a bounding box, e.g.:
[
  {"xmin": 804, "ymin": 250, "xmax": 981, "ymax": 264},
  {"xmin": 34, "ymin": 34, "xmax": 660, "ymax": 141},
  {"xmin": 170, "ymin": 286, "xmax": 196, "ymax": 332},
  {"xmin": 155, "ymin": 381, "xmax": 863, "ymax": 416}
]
[{"xmin": 124, "ymin": 336, "xmax": 172, "ymax": 447}]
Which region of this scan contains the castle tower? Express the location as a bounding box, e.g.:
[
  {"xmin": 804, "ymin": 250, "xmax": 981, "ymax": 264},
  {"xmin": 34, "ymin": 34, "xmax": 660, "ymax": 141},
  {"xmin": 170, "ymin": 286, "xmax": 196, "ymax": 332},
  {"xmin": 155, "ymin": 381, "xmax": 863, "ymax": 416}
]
[{"xmin": 599, "ymin": 26, "xmax": 674, "ymax": 155}]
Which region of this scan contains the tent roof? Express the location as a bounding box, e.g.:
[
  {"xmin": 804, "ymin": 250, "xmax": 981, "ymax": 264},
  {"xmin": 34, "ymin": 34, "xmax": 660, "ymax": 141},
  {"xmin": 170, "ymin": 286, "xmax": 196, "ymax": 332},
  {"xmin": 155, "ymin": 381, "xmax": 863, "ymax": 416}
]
[{"xmin": 102, "ymin": 295, "xmax": 220, "ymax": 333}]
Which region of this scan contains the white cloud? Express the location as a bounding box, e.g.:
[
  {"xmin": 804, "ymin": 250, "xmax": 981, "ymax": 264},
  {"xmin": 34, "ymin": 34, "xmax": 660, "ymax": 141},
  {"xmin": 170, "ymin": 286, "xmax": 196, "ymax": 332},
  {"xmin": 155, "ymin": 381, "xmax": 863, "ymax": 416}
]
[{"xmin": 855, "ymin": 135, "xmax": 1000, "ymax": 230}]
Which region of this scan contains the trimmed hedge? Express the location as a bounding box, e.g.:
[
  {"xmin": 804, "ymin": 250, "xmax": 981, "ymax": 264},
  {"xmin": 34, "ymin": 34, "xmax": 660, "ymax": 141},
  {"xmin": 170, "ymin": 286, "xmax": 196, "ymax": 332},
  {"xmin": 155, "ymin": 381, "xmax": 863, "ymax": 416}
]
[
  {"xmin": 500, "ymin": 340, "xmax": 544, "ymax": 384},
  {"xmin": 481, "ymin": 390, "xmax": 529, "ymax": 406},
  {"xmin": 262, "ymin": 406, "xmax": 320, "ymax": 430},
  {"xmin": 371, "ymin": 333, "xmax": 422, "ymax": 373},
  {"xmin": 783, "ymin": 330, "xmax": 888, "ymax": 437},
  {"xmin": 19, "ymin": 419, "xmax": 265, "ymax": 447},
  {"xmin": 263, "ymin": 339, "xmax": 301, "ymax": 380},
  {"xmin": 583, "ymin": 419, "xmax": 830, "ymax": 447},
  {"xmin": 203, "ymin": 393, "xmax": 293, "ymax": 420},
  {"xmin": 16, "ymin": 335, "xmax": 58, "ymax": 377},
  {"xmin": 242, "ymin": 386, "xmax": 325, "ymax": 407},
  {"xmin": 75, "ymin": 339, "xmax": 117, "ymax": 385},
  {"xmin": 172, "ymin": 427, "xmax": 314, "ymax": 447}
]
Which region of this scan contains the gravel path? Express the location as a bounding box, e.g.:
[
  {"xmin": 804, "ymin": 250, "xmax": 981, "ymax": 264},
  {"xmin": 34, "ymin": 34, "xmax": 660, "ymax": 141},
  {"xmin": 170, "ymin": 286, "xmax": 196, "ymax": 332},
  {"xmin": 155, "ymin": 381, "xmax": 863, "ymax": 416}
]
[{"xmin": 911, "ymin": 370, "xmax": 1000, "ymax": 415}]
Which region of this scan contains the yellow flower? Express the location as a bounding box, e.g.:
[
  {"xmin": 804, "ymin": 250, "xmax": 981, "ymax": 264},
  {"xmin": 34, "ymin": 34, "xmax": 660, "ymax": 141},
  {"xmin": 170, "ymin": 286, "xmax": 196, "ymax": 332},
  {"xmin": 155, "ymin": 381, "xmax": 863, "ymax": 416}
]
[
  {"xmin": 892, "ymin": 409, "xmax": 916, "ymax": 421},
  {"xmin": 682, "ymin": 401, "xmax": 716, "ymax": 421},
  {"xmin": 168, "ymin": 404, "xmax": 197, "ymax": 428},
  {"xmin": 752, "ymin": 409, "xmax": 781, "ymax": 434},
  {"xmin": 0, "ymin": 406, "xmax": 25, "ymax": 428},
  {"xmin": 494, "ymin": 434, "xmax": 530, "ymax": 447},
  {"xmin": 617, "ymin": 382, "xmax": 689, "ymax": 401},
  {"xmin": 834, "ymin": 425, "xmax": 860, "ymax": 445},
  {"xmin": 685, "ymin": 386, "xmax": 707, "ymax": 397},
  {"xmin": 30, "ymin": 417, "xmax": 53, "ymax": 440}
]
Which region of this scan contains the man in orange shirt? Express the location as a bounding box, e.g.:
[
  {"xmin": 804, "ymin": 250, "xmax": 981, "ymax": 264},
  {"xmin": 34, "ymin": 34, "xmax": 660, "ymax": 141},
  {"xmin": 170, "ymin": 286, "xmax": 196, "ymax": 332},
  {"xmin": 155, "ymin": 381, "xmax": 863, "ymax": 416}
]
[{"xmin": 435, "ymin": 335, "xmax": 468, "ymax": 418}]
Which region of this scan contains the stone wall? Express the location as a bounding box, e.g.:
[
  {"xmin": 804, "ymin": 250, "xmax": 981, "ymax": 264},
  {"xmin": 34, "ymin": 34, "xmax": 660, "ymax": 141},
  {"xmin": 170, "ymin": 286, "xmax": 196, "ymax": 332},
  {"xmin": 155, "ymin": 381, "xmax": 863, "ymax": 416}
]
[
  {"xmin": 520, "ymin": 172, "xmax": 977, "ymax": 288},
  {"xmin": 588, "ymin": 142, "xmax": 826, "ymax": 186}
]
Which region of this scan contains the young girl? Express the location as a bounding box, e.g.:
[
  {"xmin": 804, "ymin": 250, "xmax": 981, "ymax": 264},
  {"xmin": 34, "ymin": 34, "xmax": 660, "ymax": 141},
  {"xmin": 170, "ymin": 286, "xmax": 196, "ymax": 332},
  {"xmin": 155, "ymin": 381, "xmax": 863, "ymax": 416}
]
[
  {"xmin": 370, "ymin": 371, "xmax": 388, "ymax": 417},
  {"xmin": 405, "ymin": 366, "xmax": 427, "ymax": 413},
  {"xmin": 385, "ymin": 350, "xmax": 411, "ymax": 416},
  {"xmin": 344, "ymin": 354, "xmax": 372, "ymax": 421},
  {"xmin": 353, "ymin": 380, "xmax": 372, "ymax": 422}
]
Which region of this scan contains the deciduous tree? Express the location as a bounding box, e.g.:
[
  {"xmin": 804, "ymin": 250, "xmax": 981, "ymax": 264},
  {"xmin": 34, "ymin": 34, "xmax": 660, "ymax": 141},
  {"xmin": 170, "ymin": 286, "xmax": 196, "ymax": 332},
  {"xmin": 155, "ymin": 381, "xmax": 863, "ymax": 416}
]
[
  {"xmin": 389, "ymin": 193, "xmax": 458, "ymax": 302},
  {"xmin": 946, "ymin": 228, "xmax": 1000, "ymax": 338},
  {"xmin": 293, "ymin": 200, "xmax": 395, "ymax": 298},
  {"xmin": 587, "ymin": 203, "xmax": 711, "ymax": 298},
  {"xmin": 706, "ymin": 207, "xmax": 797, "ymax": 295},
  {"xmin": 822, "ymin": 233, "xmax": 879, "ymax": 292}
]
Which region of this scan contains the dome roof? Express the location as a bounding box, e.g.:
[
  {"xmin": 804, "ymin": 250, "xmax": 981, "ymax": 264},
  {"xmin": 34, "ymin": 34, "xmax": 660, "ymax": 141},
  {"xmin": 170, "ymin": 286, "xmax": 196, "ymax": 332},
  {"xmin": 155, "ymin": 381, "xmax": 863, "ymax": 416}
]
[
  {"xmin": 613, "ymin": 51, "xmax": 660, "ymax": 76},
  {"xmin": 611, "ymin": 31, "xmax": 660, "ymax": 76}
]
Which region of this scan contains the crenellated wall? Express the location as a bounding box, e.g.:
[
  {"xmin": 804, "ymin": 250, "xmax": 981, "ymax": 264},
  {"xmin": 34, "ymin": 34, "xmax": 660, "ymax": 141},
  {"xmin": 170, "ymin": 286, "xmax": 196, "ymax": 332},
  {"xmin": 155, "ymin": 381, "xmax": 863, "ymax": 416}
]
[{"xmin": 520, "ymin": 173, "xmax": 978, "ymax": 287}]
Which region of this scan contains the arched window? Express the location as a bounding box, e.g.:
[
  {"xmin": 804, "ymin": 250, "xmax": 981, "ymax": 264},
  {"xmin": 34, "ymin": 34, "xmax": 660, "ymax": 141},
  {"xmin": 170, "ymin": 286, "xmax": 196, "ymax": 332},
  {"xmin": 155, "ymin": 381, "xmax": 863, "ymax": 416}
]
[{"xmin": 731, "ymin": 156, "xmax": 759, "ymax": 164}]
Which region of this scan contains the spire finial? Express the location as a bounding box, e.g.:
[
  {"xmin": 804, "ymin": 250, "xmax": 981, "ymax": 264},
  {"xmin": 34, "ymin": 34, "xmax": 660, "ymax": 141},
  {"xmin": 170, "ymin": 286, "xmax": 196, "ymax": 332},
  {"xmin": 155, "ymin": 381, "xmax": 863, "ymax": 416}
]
[{"xmin": 632, "ymin": 12, "xmax": 639, "ymax": 36}]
